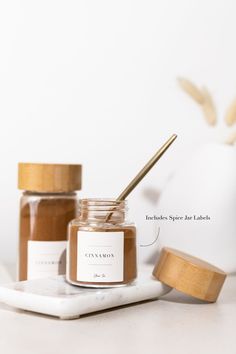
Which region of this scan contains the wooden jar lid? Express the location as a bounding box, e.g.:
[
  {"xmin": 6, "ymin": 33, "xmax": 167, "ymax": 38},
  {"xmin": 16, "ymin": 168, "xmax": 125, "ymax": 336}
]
[
  {"xmin": 18, "ymin": 163, "xmax": 82, "ymax": 192},
  {"xmin": 153, "ymin": 247, "xmax": 227, "ymax": 302}
]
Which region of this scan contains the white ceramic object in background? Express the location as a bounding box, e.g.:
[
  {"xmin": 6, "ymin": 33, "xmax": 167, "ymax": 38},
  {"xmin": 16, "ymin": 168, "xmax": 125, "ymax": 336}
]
[{"xmin": 149, "ymin": 143, "xmax": 236, "ymax": 273}]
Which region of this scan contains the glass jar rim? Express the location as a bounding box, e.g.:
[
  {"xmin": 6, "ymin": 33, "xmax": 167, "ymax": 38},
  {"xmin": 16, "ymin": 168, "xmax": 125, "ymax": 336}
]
[
  {"xmin": 78, "ymin": 199, "xmax": 128, "ymax": 213},
  {"xmin": 79, "ymin": 198, "xmax": 127, "ymax": 205}
]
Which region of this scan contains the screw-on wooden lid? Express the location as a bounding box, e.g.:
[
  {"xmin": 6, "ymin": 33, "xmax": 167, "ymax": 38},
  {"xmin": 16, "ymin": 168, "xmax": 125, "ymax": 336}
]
[
  {"xmin": 18, "ymin": 163, "xmax": 82, "ymax": 192},
  {"xmin": 153, "ymin": 247, "xmax": 227, "ymax": 302}
]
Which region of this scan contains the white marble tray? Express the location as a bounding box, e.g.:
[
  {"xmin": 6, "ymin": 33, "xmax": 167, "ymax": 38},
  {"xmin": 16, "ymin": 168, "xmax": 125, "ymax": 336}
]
[{"xmin": 0, "ymin": 267, "xmax": 171, "ymax": 320}]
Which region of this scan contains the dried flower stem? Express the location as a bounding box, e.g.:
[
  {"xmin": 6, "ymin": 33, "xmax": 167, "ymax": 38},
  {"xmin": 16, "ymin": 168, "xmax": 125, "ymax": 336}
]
[
  {"xmin": 201, "ymin": 87, "xmax": 217, "ymax": 126},
  {"xmin": 225, "ymin": 98, "xmax": 236, "ymax": 126},
  {"xmin": 177, "ymin": 77, "xmax": 205, "ymax": 104},
  {"xmin": 178, "ymin": 77, "xmax": 217, "ymax": 127}
]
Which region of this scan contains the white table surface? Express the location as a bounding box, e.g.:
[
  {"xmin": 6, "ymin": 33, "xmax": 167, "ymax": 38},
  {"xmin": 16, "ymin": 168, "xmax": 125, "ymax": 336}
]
[{"xmin": 0, "ymin": 265, "xmax": 235, "ymax": 354}]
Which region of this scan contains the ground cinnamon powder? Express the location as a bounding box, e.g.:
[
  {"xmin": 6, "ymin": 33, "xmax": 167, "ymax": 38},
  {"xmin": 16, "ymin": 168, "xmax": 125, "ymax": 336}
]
[
  {"xmin": 66, "ymin": 199, "xmax": 137, "ymax": 287},
  {"xmin": 68, "ymin": 225, "xmax": 137, "ymax": 286},
  {"xmin": 19, "ymin": 194, "xmax": 77, "ymax": 280},
  {"xmin": 18, "ymin": 163, "xmax": 82, "ymax": 281}
]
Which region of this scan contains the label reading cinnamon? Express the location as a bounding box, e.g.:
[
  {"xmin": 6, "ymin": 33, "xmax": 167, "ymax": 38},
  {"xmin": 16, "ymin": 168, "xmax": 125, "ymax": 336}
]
[
  {"xmin": 27, "ymin": 241, "xmax": 67, "ymax": 280},
  {"xmin": 77, "ymin": 231, "xmax": 124, "ymax": 282}
]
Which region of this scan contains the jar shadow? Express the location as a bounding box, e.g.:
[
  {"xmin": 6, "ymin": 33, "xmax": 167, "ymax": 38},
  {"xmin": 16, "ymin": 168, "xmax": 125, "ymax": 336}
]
[{"xmin": 58, "ymin": 250, "xmax": 66, "ymax": 275}]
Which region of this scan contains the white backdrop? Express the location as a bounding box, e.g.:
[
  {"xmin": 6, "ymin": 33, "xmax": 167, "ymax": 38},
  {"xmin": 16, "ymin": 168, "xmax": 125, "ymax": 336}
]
[{"xmin": 0, "ymin": 0, "xmax": 235, "ymax": 264}]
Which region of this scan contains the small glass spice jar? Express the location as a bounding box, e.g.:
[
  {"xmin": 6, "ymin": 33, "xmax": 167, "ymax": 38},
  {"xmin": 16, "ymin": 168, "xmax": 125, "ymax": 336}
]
[
  {"xmin": 66, "ymin": 199, "xmax": 137, "ymax": 287},
  {"xmin": 18, "ymin": 163, "xmax": 82, "ymax": 281}
]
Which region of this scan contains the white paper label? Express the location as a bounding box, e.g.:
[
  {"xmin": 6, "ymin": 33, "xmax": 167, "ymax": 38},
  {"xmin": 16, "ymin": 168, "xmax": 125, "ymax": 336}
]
[
  {"xmin": 27, "ymin": 241, "xmax": 67, "ymax": 280},
  {"xmin": 77, "ymin": 231, "xmax": 124, "ymax": 283}
]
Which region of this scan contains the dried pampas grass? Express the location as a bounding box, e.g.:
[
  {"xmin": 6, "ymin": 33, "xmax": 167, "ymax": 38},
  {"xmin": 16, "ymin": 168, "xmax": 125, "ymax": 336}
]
[
  {"xmin": 177, "ymin": 78, "xmax": 205, "ymax": 104},
  {"xmin": 201, "ymin": 87, "xmax": 217, "ymax": 126},
  {"xmin": 178, "ymin": 77, "xmax": 217, "ymax": 126},
  {"xmin": 225, "ymin": 98, "xmax": 236, "ymax": 126}
]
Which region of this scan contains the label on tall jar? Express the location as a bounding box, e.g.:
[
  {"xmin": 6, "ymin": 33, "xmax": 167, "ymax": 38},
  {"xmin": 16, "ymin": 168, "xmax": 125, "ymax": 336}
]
[
  {"xmin": 77, "ymin": 231, "xmax": 124, "ymax": 282},
  {"xmin": 27, "ymin": 241, "xmax": 67, "ymax": 280}
]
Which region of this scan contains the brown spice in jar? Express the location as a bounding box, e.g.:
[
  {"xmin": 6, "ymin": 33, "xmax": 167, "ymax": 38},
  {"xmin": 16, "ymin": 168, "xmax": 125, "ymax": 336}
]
[
  {"xmin": 18, "ymin": 163, "xmax": 82, "ymax": 281},
  {"xmin": 68, "ymin": 224, "xmax": 137, "ymax": 286},
  {"xmin": 19, "ymin": 195, "xmax": 77, "ymax": 280}
]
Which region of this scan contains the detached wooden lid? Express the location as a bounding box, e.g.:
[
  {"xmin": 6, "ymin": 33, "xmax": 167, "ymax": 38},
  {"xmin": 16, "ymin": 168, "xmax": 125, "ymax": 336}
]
[
  {"xmin": 153, "ymin": 247, "xmax": 227, "ymax": 302},
  {"xmin": 18, "ymin": 163, "xmax": 82, "ymax": 192}
]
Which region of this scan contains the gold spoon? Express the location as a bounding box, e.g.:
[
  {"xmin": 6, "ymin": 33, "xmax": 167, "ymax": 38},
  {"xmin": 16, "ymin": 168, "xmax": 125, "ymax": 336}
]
[{"xmin": 105, "ymin": 134, "xmax": 177, "ymax": 221}]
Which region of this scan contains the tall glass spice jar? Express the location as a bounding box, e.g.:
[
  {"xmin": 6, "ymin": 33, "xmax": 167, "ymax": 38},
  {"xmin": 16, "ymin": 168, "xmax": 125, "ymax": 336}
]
[
  {"xmin": 67, "ymin": 199, "xmax": 137, "ymax": 287},
  {"xmin": 18, "ymin": 163, "xmax": 82, "ymax": 281}
]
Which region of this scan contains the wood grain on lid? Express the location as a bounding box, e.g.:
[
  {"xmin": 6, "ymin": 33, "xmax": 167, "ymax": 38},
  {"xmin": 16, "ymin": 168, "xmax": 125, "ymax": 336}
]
[
  {"xmin": 153, "ymin": 247, "xmax": 227, "ymax": 302},
  {"xmin": 18, "ymin": 163, "xmax": 82, "ymax": 192}
]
